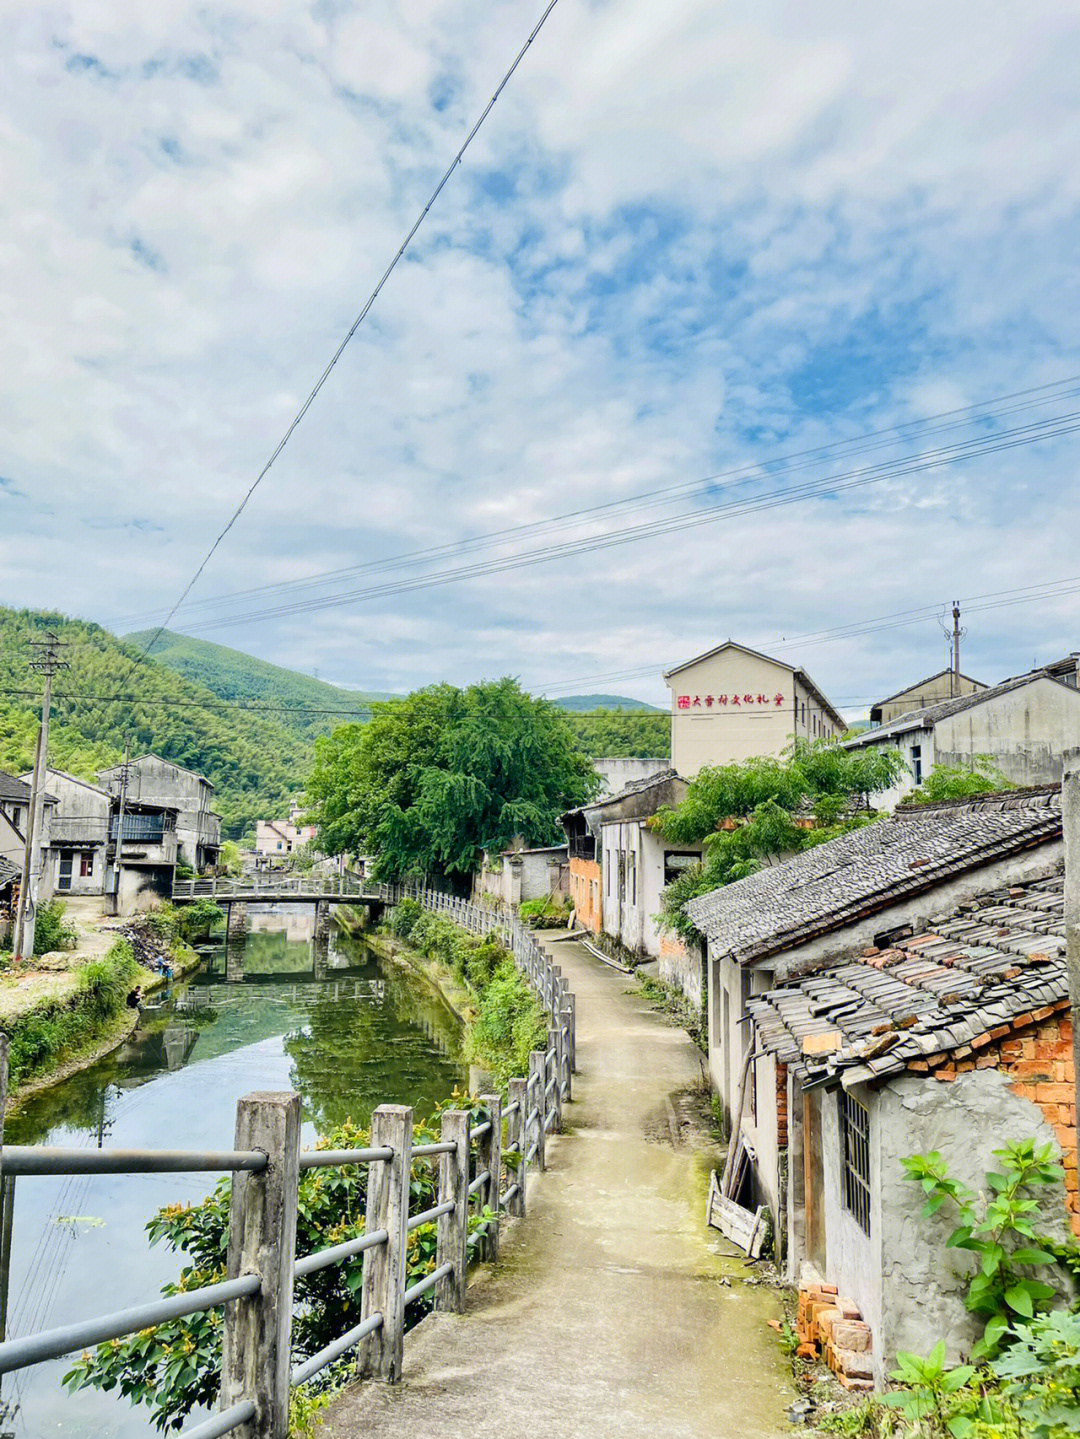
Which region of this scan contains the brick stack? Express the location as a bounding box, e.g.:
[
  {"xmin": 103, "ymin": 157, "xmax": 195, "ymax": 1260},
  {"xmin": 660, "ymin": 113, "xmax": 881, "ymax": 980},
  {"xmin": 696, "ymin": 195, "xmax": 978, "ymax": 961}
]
[{"xmin": 795, "ymin": 1282, "xmax": 874, "ymax": 1390}]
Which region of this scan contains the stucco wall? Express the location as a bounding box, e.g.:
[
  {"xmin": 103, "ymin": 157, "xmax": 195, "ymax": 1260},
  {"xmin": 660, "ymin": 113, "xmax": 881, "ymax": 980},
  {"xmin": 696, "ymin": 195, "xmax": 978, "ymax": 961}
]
[
  {"xmin": 935, "ymin": 676, "xmax": 1080, "ymax": 788},
  {"xmin": 873, "ymin": 1069, "xmax": 1069, "ymax": 1380},
  {"xmin": 568, "ymin": 855, "xmax": 602, "ymax": 933},
  {"xmin": 593, "ymin": 756, "xmax": 670, "ymax": 795},
  {"xmin": 820, "ymin": 1084, "xmax": 881, "ymax": 1370}
]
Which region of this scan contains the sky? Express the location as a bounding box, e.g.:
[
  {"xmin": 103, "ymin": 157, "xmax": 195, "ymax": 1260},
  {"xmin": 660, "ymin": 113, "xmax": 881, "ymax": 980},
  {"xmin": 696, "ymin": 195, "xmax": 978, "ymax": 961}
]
[{"xmin": 2, "ymin": 0, "xmax": 1080, "ymax": 718}]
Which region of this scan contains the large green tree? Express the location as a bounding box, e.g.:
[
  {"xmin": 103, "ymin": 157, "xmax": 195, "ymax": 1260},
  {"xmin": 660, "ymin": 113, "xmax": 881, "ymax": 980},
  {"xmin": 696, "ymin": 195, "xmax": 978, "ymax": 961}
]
[
  {"xmin": 306, "ymin": 678, "xmax": 598, "ymax": 879},
  {"xmin": 655, "ymin": 738, "xmax": 906, "ymax": 937}
]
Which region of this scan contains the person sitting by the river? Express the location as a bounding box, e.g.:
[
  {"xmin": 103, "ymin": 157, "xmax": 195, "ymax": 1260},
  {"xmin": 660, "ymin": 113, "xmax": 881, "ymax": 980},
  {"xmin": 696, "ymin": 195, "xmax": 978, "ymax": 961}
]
[{"xmin": 126, "ymin": 984, "xmax": 143, "ymax": 1010}]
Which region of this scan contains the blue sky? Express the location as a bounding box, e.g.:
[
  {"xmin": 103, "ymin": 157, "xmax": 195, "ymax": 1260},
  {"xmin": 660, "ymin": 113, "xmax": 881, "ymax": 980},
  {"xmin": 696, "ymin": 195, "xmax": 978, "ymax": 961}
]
[{"xmin": 2, "ymin": 0, "xmax": 1079, "ymax": 716}]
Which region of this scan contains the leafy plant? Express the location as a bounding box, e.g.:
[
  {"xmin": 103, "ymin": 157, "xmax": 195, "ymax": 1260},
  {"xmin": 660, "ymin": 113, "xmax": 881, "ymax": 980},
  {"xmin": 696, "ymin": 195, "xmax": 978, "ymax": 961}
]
[
  {"xmin": 991, "ymin": 1308, "xmax": 1080, "ymax": 1438},
  {"xmin": 901, "ymin": 1141, "xmax": 1069, "ymax": 1359},
  {"xmin": 881, "ymin": 1343, "xmax": 977, "ymax": 1438},
  {"xmin": 904, "ymin": 757, "xmax": 1013, "ymax": 807},
  {"xmin": 177, "ymin": 899, "xmax": 225, "ymax": 943},
  {"xmin": 64, "ymin": 1108, "xmax": 494, "ymax": 1431},
  {"xmin": 33, "ymin": 898, "xmax": 78, "ymax": 955}
]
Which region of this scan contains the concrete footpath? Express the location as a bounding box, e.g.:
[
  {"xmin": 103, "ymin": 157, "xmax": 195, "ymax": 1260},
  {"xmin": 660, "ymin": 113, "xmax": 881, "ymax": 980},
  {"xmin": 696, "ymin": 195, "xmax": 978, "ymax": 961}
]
[{"xmin": 325, "ymin": 937, "xmax": 794, "ymax": 1439}]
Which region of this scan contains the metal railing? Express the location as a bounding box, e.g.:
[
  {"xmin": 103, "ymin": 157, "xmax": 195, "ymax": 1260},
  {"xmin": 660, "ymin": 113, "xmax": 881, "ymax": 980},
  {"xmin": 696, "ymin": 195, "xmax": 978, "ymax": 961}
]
[{"xmin": 0, "ymin": 884, "xmax": 575, "ymax": 1438}]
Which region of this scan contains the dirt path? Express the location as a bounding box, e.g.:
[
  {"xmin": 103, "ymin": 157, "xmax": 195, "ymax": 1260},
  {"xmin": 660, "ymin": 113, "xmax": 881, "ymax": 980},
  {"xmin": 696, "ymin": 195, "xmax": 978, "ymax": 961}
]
[{"xmin": 325, "ymin": 937, "xmax": 794, "ymax": 1439}]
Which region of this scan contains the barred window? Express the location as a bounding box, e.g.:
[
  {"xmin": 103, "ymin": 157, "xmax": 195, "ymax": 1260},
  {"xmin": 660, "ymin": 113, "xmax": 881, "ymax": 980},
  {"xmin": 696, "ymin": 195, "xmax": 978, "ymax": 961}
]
[{"xmin": 840, "ymin": 1091, "xmax": 871, "ymax": 1235}]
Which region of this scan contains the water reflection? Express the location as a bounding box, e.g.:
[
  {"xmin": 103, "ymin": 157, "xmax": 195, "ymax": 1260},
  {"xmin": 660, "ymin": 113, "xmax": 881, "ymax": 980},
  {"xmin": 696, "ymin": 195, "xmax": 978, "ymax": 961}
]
[{"xmin": 2, "ymin": 912, "xmax": 466, "ymax": 1438}]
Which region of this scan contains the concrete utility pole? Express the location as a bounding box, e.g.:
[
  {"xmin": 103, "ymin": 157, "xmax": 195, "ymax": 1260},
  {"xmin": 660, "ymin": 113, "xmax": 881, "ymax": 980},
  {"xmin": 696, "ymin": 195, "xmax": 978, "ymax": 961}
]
[
  {"xmin": 1063, "ymin": 752, "xmax": 1080, "ymax": 1144},
  {"xmin": 950, "ymin": 601, "xmax": 962, "ymax": 697},
  {"xmin": 12, "ymin": 633, "xmax": 68, "ymax": 960},
  {"xmin": 109, "ymin": 738, "xmax": 131, "ymax": 917}
]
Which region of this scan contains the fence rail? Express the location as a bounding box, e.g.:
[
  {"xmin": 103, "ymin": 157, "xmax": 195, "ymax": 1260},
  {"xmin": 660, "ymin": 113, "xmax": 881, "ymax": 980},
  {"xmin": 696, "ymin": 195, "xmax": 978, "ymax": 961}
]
[{"xmin": 0, "ymin": 884, "xmax": 575, "ymax": 1438}]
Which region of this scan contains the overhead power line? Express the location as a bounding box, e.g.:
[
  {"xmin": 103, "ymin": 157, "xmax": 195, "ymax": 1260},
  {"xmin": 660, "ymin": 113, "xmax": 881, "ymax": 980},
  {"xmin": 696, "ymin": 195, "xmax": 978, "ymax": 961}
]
[
  {"xmin": 124, "ymin": 0, "xmax": 566, "ymax": 678},
  {"xmin": 113, "ymin": 374, "xmax": 1080, "ymax": 633},
  {"xmin": 130, "ymin": 408, "xmax": 1080, "ymax": 636}
]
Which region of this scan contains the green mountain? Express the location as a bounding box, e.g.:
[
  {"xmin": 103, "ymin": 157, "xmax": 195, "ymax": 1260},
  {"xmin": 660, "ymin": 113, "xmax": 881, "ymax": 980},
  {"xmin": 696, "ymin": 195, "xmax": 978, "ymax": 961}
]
[
  {"xmin": 125, "ymin": 629, "xmax": 394, "ymax": 741},
  {"xmin": 0, "ymin": 609, "xmax": 319, "ymax": 839},
  {"xmin": 554, "ymin": 693, "xmax": 664, "ymax": 713}
]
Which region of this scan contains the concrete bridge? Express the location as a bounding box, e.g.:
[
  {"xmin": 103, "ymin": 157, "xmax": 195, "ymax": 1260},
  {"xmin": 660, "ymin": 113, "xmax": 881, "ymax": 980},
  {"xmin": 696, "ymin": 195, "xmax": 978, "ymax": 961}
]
[{"xmin": 172, "ymin": 872, "xmax": 388, "ymax": 940}]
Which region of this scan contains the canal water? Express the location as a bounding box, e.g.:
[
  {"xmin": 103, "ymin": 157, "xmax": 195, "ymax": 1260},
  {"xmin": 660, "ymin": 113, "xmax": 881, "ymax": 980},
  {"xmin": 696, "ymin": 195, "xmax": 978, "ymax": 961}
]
[{"xmin": 1, "ymin": 911, "xmax": 467, "ymax": 1438}]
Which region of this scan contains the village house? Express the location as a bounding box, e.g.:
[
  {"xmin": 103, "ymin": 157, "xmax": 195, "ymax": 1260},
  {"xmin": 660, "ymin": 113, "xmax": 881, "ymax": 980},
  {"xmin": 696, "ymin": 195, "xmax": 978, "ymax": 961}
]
[
  {"xmin": 98, "ymin": 754, "xmax": 221, "ymax": 872},
  {"xmin": 255, "ymin": 802, "xmax": 317, "ymax": 860},
  {"xmin": 685, "ymin": 785, "xmax": 1073, "ymax": 1383},
  {"xmin": 869, "ymin": 668, "xmax": 986, "ymax": 726},
  {"xmin": 664, "ymin": 641, "xmax": 846, "ymax": 778},
  {"xmin": 475, "ymin": 844, "xmax": 569, "ymax": 910},
  {"xmin": 845, "ymin": 667, "xmax": 1080, "ymax": 808}
]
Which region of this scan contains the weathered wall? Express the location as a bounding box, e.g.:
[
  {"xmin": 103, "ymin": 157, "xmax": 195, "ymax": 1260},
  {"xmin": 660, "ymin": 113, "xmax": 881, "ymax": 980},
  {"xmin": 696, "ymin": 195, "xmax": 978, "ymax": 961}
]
[
  {"xmin": 874, "ymin": 1068, "xmax": 1070, "ymax": 1380},
  {"xmin": 593, "ymin": 756, "xmax": 670, "ymax": 795},
  {"xmin": 935, "ymin": 676, "xmax": 1080, "ymax": 788},
  {"xmin": 657, "ymin": 931, "xmax": 703, "ymax": 1005},
  {"xmin": 600, "ymin": 820, "xmax": 701, "ymax": 967},
  {"xmin": 820, "ymin": 1085, "xmax": 881, "ymax": 1372},
  {"xmin": 874, "ymin": 673, "xmax": 984, "ymax": 726},
  {"xmin": 100, "ymin": 756, "xmax": 221, "ymax": 868}
]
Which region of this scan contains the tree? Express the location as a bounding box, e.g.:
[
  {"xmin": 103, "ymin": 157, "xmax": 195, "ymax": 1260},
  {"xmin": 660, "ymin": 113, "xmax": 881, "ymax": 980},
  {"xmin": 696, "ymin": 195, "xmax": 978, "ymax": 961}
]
[
  {"xmin": 654, "ymin": 738, "xmax": 905, "ymax": 938},
  {"xmin": 904, "ymin": 754, "xmax": 1013, "ymax": 805},
  {"xmin": 305, "ymin": 678, "xmax": 598, "ymax": 880}
]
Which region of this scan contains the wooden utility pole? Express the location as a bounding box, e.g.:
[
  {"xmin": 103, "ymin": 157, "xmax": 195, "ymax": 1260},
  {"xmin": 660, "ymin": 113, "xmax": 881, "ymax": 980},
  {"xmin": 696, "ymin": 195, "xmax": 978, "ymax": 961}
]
[
  {"xmin": 12, "ymin": 633, "xmax": 68, "ymax": 960},
  {"xmin": 109, "ymin": 738, "xmax": 131, "ymax": 917}
]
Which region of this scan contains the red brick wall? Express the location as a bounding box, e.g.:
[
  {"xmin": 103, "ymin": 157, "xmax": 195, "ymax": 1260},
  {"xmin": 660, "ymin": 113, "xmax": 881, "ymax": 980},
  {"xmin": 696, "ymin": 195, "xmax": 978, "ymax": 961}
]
[
  {"xmin": 919, "ymin": 1005, "xmax": 1077, "ymax": 1237},
  {"xmin": 568, "ymin": 856, "xmax": 602, "ymax": 934},
  {"xmin": 776, "ymin": 1061, "xmax": 788, "ymax": 1148}
]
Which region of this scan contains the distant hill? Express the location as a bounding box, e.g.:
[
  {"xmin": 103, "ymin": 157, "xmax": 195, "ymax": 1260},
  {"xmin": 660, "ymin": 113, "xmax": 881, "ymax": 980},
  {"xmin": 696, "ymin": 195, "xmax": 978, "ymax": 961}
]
[
  {"xmin": 1, "ymin": 610, "xmax": 321, "ymax": 839},
  {"xmin": 554, "ymin": 694, "xmax": 664, "ymax": 713},
  {"xmin": 126, "ymin": 630, "xmax": 394, "ymax": 742}
]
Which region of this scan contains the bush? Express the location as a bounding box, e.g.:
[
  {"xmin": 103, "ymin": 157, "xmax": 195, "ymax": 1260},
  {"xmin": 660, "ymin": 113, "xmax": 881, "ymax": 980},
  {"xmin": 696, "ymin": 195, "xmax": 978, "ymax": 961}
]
[
  {"xmin": 467, "ymin": 960, "xmax": 548, "ymax": 1080},
  {"xmin": 6, "ymin": 938, "xmax": 140, "ymax": 1086},
  {"xmin": 387, "ymin": 897, "xmax": 422, "ymax": 939},
  {"xmin": 33, "ymin": 899, "xmax": 77, "ymax": 956},
  {"xmin": 177, "ymin": 899, "xmax": 225, "ymax": 943},
  {"xmin": 64, "ymin": 1108, "xmax": 496, "ymax": 1432},
  {"xmin": 992, "ymin": 1308, "xmax": 1080, "ymax": 1437}
]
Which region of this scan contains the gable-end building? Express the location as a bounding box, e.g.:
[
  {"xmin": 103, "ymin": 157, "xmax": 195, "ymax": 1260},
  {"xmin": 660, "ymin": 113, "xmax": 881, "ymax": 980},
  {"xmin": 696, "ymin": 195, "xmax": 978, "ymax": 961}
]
[
  {"xmin": 844, "ymin": 669, "xmax": 1080, "ymax": 807},
  {"xmin": 663, "ymin": 641, "xmax": 845, "ymax": 778},
  {"xmin": 98, "ymin": 754, "xmax": 222, "ymax": 871},
  {"xmin": 869, "ymin": 668, "xmax": 986, "ymax": 726}
]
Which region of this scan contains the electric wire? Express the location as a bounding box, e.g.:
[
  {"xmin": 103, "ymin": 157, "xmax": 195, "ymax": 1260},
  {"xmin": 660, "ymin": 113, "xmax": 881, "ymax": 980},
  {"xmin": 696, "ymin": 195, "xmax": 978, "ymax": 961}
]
[{"xmin": 124, "ymin": 0, "xmax": 565, "ymax": 682}]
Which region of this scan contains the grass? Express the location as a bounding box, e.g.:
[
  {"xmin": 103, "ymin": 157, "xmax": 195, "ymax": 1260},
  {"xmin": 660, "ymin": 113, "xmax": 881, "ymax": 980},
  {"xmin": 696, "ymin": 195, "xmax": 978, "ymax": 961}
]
[
  {"xmin": 634, "ymin": 970, "xmax": 706, "ymax": 1052},
  {"xmin": 5, "ymin": 939, "xmax": 140, "ymax": 1088}
]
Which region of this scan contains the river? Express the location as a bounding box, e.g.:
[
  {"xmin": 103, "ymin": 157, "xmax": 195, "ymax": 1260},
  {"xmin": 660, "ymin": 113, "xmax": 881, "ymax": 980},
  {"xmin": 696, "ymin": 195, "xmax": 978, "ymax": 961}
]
[{"xmin": 1, "ymin": 910, "xmax": 467, "ymax": 1438}]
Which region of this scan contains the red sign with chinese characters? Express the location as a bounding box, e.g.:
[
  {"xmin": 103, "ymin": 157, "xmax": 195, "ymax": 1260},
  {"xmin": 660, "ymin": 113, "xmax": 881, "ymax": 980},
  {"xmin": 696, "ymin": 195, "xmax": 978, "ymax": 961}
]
[{"xmin": 676, "ymin": 693, "xmax": 785, "ymax": 710}]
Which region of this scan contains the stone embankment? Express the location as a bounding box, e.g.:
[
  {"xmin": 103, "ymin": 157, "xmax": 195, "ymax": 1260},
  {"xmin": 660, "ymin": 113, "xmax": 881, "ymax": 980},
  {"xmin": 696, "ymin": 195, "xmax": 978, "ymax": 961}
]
[{"xmin": 325, "ymin": 935, "xmax": 794, "ymax": 1439}]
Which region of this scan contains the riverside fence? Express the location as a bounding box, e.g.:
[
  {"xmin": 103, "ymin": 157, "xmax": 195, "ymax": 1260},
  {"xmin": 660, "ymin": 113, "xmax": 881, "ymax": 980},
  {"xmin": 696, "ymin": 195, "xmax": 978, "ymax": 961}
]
[{"xmin": 0, "ymin": 886, "xmax": 576, "ymax": 1439}]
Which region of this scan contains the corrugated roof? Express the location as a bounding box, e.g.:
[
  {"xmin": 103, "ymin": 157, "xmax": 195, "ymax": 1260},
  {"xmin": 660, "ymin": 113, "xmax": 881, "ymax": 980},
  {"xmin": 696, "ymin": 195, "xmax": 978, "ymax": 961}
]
[
  {"xmin": 748, "ymin": 870, "xmax": 1067, "ymax": 1089},
  {"xmin": 684, "ymin": 786, "xmax": 1062, "ymax": 961}
]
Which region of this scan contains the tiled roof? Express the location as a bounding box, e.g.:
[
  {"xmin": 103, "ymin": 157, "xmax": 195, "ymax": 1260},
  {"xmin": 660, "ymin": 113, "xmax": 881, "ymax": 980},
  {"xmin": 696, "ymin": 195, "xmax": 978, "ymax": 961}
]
[
  {"xmin": 870, "ymin": 669, "xmax": 985, "ymax": 709},
  {"xmin": 748, "ymin": 871, "xmax": 1067, "ymax": 1089},
  {"xmin": 844, "ymin": 670, "xmax": 1078, "ymax": 746},
  {"xmin": 563, "ymin": 767, "xmax": 680, "ymax": 819},
  {"xmin": 0, "ymin": 854, "xmax": 18, "ymax": 887},
  {"xmin": 0, "ymin": 771, "xmax": 34, "ymax": 803},
  {"xmin": 684, "ymin": 786, "xmax": 1062, "ymax": 961}
]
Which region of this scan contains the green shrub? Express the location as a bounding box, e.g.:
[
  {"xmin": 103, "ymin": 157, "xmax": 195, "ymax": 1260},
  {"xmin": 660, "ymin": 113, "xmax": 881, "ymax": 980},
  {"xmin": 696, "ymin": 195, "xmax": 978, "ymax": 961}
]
[
  {"xmin": 33, "ymin": 899, "xmax": 77, "ymax": 956},
  {"xmin": 468, "ymin": 960, "xmax": 548, "ymax": 1080},
  {"xmin": 64, "ymin": 1108, "xmax": 495, "ymax": 1432},
  {"xmin": 6, "ymin": 939, "xmax": 140, "ymax": 1086},
  {"xmin": 386, "ymin": 896, "xmax": 422, "ymax": 938},
  {"xmin": 143, "ymin": 903, "xmax": 182, "ymax": 943},
  {"xmin": 177, "ymin": 899, "xmax": 225, "ymax": 943},
  {"xmin": 991, "ymin": 1308, "xmax": 1080, "ymax": 1437}
]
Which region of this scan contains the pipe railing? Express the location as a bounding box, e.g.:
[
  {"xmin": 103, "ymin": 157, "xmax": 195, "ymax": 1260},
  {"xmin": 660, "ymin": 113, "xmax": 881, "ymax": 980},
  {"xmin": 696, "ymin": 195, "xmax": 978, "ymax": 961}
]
[{"xmin": 0, "ymin": 881, "xmax": 576, "ymax": 1438}]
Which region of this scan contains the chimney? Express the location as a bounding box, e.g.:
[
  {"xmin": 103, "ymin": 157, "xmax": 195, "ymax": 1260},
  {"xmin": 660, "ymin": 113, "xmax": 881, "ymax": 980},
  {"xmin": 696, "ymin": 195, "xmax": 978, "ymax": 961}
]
[{"xmin": 1063, "ymin": 750, "xmax": 1080, "ymax": 1132}]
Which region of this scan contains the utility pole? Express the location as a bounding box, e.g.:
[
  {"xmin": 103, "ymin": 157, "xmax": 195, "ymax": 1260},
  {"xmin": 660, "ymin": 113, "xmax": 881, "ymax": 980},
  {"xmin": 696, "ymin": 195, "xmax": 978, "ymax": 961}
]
[
  {"xmin": 109, "ymin": 737, "xmax": 131, "ymax": 918},
  {"xmin": 951, "ymin": 601, "xmax": 963, "ymax": 698},
  {"xmin": 12, "ymin": 633, "xmax": 68, "ymax": 961}
]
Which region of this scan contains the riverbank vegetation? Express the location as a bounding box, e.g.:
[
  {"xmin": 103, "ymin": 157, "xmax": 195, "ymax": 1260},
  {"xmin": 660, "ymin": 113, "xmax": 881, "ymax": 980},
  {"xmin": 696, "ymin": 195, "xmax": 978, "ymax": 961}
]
[
  {"xmin": 5, "ymin": 938, "xmax": 140, "ymax": 1089},
  {"xmin": 306, "ymin": 678, "xmax": 597, "ymax": 881},
  {"xmin": 654, "ymin": 740, "xmax": 905, "ymax": 938},
  {"xmin": 386, "ymin": 899, "xmax": 548, "ymax": 1078},
  {"xmin": 65, "ymin": 1108, "xmax": 497, "ymax": 1432}
]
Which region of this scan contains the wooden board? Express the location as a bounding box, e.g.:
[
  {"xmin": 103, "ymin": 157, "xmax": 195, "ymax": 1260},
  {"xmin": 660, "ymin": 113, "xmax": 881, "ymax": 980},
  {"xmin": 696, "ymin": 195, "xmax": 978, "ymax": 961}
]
[{"xmin": 707, "ymin": 1170, "xmax": 767, "ymax": 1259}]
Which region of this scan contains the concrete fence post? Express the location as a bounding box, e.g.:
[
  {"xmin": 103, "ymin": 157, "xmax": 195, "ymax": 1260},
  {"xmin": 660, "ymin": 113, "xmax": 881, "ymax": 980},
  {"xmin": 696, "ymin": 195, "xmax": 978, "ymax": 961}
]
[
  {"xmin": 220, "ymin": 1090, "xmax": 302, "ymax": 1439},
  {"xmin": 506, "ymin": 1078, "xmax": 527, "ymax": 1217},
  {"xmin": 435, "ymin": 1109, "xmax": 470, "ymax": 1312},
  {"xmin": 358, "ymin": 1105, "xmax": 413, "ymax": 1382},
  {"xmin": 548, "ymin": 1028, "xmax": 563, "ymax": 1132},
  {"xmin": 529, "ymin": 1051, "xmax": 547, "ymax": 1171},
  {"xmin": 476, "ymin": 1093, "xmax": 502, "ymax": 1261},
  {"xmin": 560, "ymin": 1002, "xmax": 574, "ymax": 1101}
]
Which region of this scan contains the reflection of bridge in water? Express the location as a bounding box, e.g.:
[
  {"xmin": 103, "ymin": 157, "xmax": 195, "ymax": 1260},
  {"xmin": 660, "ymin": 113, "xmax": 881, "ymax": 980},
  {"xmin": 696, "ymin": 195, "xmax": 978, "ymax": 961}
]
[{"xmin": 173, "ymin": 976, "xmax": 387, "ymax": 1011}]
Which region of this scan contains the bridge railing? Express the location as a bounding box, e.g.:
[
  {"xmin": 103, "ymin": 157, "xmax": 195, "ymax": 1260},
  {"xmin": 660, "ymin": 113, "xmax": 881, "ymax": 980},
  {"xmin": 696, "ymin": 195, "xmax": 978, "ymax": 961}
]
[
  {"xmin": 173, "ymin": 871, "xmax": 373, "ymax": 900},
  {"xmin": 0, "ymin": 885, "xmax": 575, "ymax": 1438}
]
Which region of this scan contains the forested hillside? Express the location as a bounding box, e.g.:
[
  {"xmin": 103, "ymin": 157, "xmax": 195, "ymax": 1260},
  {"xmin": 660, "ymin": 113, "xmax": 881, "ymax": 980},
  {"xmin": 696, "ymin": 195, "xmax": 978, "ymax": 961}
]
[
  {"xmin": 554, "ymin": 694, "xmax": 664, "ymax": 713},
  {"xmin": 563, "ymin": 709, "xmax": 670, "ymax": 758},
  {"xmin": 125, "ymin": 630, "xmax": 392, "ymax": 741},
  {"xmin": 0, "ymin": 610, "xmax": 312, "ymax": 838}
]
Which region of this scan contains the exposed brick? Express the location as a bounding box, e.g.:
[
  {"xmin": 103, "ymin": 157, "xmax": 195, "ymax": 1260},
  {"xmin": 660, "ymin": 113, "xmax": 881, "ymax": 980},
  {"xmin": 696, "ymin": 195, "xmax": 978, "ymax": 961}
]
[
  {"xmin": 1036, "ymin": 1083, "xmax": 1074, "ymax": 1104},
  {"xmin": 834, "ymin": 1347, "xmax": 874, "ymax": 1380},
  {"xmin": 988, "ymin": 1024, "xmax": 1012, "ymax": 1041},
  {"xmin": 838, "ymin": 1374, "xmax": 876, "ymax": 1392},
  {"xmin": 795, "ymin": 1343, "xmax": 817, "ymax": 1359},
  {"xmin": 970, "ymin": 1032, "xmax": 994, "ymax": 1050},
  {"xmin": 832, "ymin": 1320, "xmax": 872, "ymax": 1352}
]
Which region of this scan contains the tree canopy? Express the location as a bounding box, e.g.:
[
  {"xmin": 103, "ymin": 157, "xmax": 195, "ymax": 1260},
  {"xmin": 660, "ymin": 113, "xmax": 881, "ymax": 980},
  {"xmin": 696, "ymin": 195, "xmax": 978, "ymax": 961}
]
[
  {"xmin": 305, "ymin": 678, "xmax": 599, "ymax": 879},
  {"xmin": 654, "ymin": 739, "xmax": 906, "ymax": 937}
]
